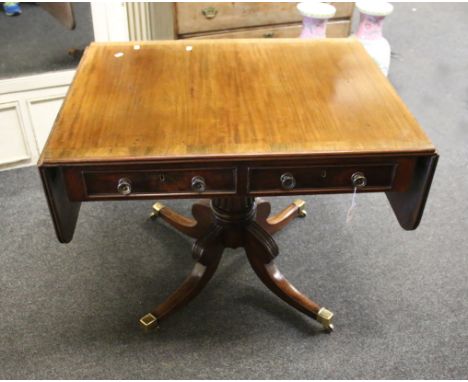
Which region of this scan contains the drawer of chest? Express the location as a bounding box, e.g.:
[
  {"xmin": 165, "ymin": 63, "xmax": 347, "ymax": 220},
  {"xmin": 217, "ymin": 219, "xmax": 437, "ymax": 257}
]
[
  {"xmin": 186, "ymin": 20, "xmax": 351, "ymax": 39},
  {"xmin": 176, "ymin": 2, "xmax": 354, "ymax": 35},
  {"xmin": 70, "ymin": 167, "xmax": 237, "ymax": 199},
  {"xmin": 248, "ymin": 164, "xmax": 399, "ymax": 194}
]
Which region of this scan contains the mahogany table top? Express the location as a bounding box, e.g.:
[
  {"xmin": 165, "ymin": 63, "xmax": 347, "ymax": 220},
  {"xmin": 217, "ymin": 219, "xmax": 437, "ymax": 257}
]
[
  {"xmin": 36, "ymin": 39, "xmax": 439, "ymax": 330},
  {"xmin": 40, "ymin": 39, "xmax": 434, "ymax": 165}
]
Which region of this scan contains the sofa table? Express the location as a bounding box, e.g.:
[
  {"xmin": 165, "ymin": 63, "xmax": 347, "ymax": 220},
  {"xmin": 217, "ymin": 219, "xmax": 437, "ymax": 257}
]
[{"xmin": 38, "ymin": 39, "xmax": 437, "ymax": 332}]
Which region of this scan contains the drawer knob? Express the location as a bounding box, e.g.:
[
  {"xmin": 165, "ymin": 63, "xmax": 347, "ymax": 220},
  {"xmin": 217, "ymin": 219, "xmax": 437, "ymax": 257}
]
[
  {"xmin": 280, "ymin": 172, "xmax": 296, "ymax": 190},
  {"xmin": 263, "ymin": 32, "xmax": 275, "ymax": 38},
  {"xmin": 351, "ymin": 172, "xmax": 367, "ymax": 188},
  {"xmin": 117, "ymin": 178, "xmax": 132, "ymax": 195},
  {"xmin": 202, "ymin": 6, "xmax": 218, "ymax": 19},
  {"xmin": 191, "ymin": 176, "xmax": 206, "ymax": 193}
]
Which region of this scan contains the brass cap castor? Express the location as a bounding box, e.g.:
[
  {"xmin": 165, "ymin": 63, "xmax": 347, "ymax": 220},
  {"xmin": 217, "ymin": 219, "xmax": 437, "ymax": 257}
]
[
  {"xmin": 139, "ymin": 313, "xmax": 159, "ymax": 331},
  {"xmin": 150, "ymin": 202, "xmax": 165, "ymax": 219},
  {"xmin": 317, "ymin": 307, "xmax": 334, "ymax": 332},
  {"xmin": 293, "ymin": 199, "xmax": 307, "ymax": 218}
]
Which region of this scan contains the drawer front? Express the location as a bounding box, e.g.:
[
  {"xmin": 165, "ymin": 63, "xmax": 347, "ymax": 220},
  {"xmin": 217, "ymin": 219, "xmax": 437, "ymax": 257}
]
[
  {"xmin": 176, "ymin": 2, "xmax": 354, "ymax": 35},
  {"xmin": 248, "ymin": 164, "xmax": 397, "ymax": 194},
  {"xmin": 81, "ymin": 168, "xmax": 237, "ymax": 198},
  {"xmin": 184, "ymin": 20, "xmax": 351, "ymax": 39}
]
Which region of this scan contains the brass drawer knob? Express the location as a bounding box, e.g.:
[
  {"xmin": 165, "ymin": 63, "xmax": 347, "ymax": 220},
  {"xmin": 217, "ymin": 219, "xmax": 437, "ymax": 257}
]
[
  {"xmin": 351, "ymin": 172, "xmax": 367, "ymax": 188},
  {"xmin": 191, "ymin": 176, "xmax": 206, "ymax": 193},
  {"xmin": 280, "ymin": 172, "xmax": 296, "ymax": 190},
  {"xmin": 117, "ymin": 177, "xmax": 132, "ymax": 195},
  {"xmin": 201, "ymin": 6, "xmax": 218, "ymax": 19}
]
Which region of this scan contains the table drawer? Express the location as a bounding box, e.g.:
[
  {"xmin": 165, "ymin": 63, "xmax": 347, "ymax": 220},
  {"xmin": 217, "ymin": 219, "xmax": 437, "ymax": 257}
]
[
  {"xmin": 185, "ymin": 20, "xmax": 351, "ymax": 39},
  {"xmin": 248, "ymin": 164, "xmax": 398, "ymax": 194},
  {"xmin": 176, "ymin": 2, "xmax": 354, "ymax": 35},
  {"xmin": 80, "ymin": 167, "xmax": 237, "ymax": 198}
]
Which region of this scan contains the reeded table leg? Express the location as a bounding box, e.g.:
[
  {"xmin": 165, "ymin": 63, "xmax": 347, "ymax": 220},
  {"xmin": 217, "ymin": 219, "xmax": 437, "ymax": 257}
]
[
  {"xmin": 255, "ymin": 198, "xmax": 272, "ymax": 223},
  {"xmin": 150, "ymin": 200, "xmax": 214, "ymax": 239},
  {"xmin": 256, "ymin": 199, "xmax": 307, "ymax": 236},
  {"xmin": 245, "ymin": 222, "xmax": 334, "ymax": 331},
  {"xmin": 139, "ymin": 226, "xmax": 224, "ymax": 330},
  {"xmin": 143, "ymin": 197, "xmax": 334, "ymax": 332}
]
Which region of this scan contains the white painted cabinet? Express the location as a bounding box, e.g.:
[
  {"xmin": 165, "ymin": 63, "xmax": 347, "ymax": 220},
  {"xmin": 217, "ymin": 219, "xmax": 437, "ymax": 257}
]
[
  {"xmin": 0, "ymin": 102, "xmax": 32, "ymax": 165},
  {"xmin": 0, "ymin": 71, "xmax": 73, "ymax": 170},
  {"xmin": 27, "ymin": 95, "xmax": 65, "ymax": 151}
]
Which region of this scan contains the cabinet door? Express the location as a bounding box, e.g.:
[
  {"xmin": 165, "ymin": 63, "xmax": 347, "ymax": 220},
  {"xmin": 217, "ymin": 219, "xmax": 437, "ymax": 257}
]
[
  {"xmin": 0, "ymin": 72, "xmax": 72, "ymax": 170},
  {"xmin": 0, "ymin": 102, "xmax": 31, "ymax": 166}
]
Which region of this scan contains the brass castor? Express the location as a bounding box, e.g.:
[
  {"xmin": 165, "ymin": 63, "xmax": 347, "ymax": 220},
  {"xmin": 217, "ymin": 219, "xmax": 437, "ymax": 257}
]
[
  {"xmin": 293, "ymin": 199, "xmax": 307, "ymax": 218},
  {"xmin": 139, "ymin": 313, "xmax": 159, "ymax": 331},
  {"xmin": 150, "ymin": 202, "xmax": 165, "ymax": 219},
  {"xmin": 317, "ymin": 307, "xmax": 334, "ymax": 332}
]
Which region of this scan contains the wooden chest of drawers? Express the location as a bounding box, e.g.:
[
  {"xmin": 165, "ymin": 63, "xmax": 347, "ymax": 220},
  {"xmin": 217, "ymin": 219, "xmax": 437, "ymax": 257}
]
[{"xmin": 151, "ymin": 2, "xmax": 355, "ymax": 40}]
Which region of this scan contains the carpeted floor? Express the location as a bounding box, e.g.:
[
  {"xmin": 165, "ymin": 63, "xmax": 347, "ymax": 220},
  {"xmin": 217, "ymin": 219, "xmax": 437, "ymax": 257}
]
[
  {"xmin": 0, "ymin": 3, "xmax": 93, "ymax": 79},
  {"xmin": 0, "ymin": 3, "xmax": 467, "ymax": 379}
]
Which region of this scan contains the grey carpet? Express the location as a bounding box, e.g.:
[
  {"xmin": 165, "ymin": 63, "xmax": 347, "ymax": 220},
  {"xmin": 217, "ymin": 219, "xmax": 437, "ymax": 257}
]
[
  {"xmin": 0, "ymin": 2, "xmax": 467, "ymax": 379},
  {"xmin": 0, "ymin": 3, "xmax": 93, "ymax": 79}
]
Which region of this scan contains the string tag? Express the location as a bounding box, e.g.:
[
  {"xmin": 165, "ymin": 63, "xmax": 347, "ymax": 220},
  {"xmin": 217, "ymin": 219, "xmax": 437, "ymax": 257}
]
[{"xmin": 346, "ymin": 187, "xmax": 358, "ymax": 223}]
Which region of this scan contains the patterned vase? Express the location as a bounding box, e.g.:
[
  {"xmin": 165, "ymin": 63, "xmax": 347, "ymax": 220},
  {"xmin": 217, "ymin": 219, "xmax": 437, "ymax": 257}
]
[
  {"xmin": 355, "ymin": 1, "xmax": 394, "ymax": 76},
  {"xmin": 297, "ymin": 2, "xmax": 336, "ymax": 39}
]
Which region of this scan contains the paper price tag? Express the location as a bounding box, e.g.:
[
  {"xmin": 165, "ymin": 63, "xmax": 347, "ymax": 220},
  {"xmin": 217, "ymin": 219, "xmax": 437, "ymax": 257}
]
[{"xmin": 346, "ymin": 187, "xmax": 357, "ymax": 223}]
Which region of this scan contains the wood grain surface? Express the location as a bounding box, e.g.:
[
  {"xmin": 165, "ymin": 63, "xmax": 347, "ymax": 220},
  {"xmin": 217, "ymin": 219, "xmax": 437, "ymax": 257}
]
[
  {"xmin": 184, "ymin": 20, "xmax": 351, "ymax": 39},
  {"xmin": 175, "ymin": 2, "xmax": 354, "ymax": 35},
  {"xmin": 40, "ymin": 39, "xmax": 435, "ymax": 165}
]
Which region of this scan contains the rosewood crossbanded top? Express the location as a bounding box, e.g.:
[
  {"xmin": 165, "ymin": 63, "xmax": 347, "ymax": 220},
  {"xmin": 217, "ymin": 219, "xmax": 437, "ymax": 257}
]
[{"xmin": 40, "ymin": 39, "xmax": 434, "ymax": 165}]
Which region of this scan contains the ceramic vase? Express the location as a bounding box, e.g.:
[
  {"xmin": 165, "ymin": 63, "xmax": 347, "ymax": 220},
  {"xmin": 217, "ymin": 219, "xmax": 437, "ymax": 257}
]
[
  {"xmin": 297, "ymin": 2, "xmax": 336, "ymax": 39},
  {"xmin": 355, "ymin": 1, "xmax": 394, "ymax": 76}
]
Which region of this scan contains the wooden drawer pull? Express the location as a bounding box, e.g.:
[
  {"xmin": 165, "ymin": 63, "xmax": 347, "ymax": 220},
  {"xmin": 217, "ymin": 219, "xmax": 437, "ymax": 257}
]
[
  {"xmin": 351, "ymin": 172, "xmax": 367, "ymax": 188},
  {"xmin": 117, "ymin": 178, "xmax": 132, "ymax": 195},
  {"xmin": 280, "ymin": 173, "xmax": 296, "ymax": 190},
  {"xmin": 191, "ymin": 176, "xmax": 207, "ymax": 193}
]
